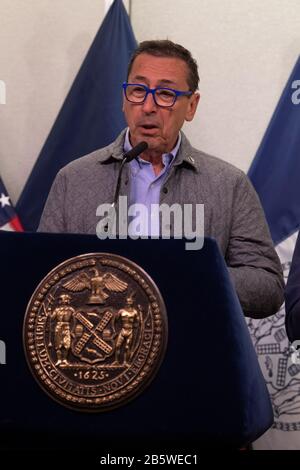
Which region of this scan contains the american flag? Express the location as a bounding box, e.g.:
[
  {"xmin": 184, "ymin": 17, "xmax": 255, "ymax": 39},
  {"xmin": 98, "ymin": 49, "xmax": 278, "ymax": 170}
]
[{"xmin": 0, "ymin": 177, "xmax": 23, "ymax": 231}]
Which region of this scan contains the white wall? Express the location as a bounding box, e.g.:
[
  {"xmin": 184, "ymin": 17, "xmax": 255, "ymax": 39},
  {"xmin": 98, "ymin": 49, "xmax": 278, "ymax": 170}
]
[{"xmin": 1, "ymin": 0, "xmax": 300, "ymax": 203}]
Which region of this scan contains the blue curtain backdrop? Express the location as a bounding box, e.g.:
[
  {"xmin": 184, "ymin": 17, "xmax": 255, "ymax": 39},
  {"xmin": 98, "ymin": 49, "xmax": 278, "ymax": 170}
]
[{"xmin": 16, "ymin": 0, "xmax": 137, "ymax": 231}]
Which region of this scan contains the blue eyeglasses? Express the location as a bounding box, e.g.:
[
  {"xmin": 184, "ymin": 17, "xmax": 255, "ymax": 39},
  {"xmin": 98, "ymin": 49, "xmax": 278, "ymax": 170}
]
[{"xmin": 123, "ymin": 83, "xmax": 193, "ymax": 108}]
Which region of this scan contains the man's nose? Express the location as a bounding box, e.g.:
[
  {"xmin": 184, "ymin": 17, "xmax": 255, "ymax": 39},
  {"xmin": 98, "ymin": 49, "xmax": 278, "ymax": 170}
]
[{"xmin": 141, "ymin": 91, "xmax": 157, "ymax": 113}]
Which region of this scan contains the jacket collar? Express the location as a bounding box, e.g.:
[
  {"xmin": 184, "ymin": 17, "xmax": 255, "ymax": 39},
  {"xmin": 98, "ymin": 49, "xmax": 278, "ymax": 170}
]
[
  {"xmin": 96, "ymin": 129, "xmax": 127, "ymax": 163},
  {"xmin": 97, "ymin": 128, "xmax": 199, "ymax": 172},
  {"xmin": 173, "ymin": 131, "xmax": 199, "ymax": 172}
]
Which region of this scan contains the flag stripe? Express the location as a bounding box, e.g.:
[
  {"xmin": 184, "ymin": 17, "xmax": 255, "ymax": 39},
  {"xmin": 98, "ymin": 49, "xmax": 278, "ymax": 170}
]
[
  {"xmin": 9, "ymin": 216, "xmax": 24, "ymax": 232},
  {"xmin": 0, "ymin": 177, "xmax": 23, "ymax": 232}
]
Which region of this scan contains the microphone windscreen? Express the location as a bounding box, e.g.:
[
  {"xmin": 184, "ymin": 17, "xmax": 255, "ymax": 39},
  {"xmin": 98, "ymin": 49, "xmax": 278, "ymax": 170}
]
[{"xmin": 123, "ymin": 141, "xmax": 148, "ymax": 162}]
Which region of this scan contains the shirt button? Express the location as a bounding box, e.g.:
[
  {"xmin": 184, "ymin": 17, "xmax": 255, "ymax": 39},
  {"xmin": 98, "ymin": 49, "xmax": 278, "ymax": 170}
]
[{"xmin": 162, "ymin": 187, "xmax": 168, "ymax": 194}]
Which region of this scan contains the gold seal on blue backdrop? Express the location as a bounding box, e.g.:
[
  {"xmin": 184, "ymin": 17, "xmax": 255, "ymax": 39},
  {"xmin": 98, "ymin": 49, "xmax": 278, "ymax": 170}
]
[{"xmin": 23, "ymin": 253, "xmax": 167, "ymax": 412}]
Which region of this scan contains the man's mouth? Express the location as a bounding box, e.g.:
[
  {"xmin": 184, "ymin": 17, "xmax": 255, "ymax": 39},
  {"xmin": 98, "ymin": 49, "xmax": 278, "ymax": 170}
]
[
  {"xmin": 140, "ymin": 124, "xmax": 158, "ymax": 129},
  {"xmin": 138, "ymin": 124, "xmax": 159, "ymax": 134}
]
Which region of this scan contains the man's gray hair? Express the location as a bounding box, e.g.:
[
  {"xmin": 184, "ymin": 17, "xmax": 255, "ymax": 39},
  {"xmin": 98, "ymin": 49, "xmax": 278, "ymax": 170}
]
[{"xmin": 127, "ymin": 39, "xmax": 200, "ymax": 92}]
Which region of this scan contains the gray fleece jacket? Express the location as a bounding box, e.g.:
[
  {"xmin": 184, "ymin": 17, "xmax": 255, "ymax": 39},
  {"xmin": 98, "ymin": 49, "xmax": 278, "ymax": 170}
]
[{"xmin": 38, "ymin": 129, "xmax": 284, "ymax": 318}]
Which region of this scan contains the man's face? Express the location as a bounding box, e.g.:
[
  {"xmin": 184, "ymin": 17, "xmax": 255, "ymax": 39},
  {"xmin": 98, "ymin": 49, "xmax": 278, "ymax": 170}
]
[{"xmin": 123, "ymin": 53, "xmax": 200, "ymax": 154}]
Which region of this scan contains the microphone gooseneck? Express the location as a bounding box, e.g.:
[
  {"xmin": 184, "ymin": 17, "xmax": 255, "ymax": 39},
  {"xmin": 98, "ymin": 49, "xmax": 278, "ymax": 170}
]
[
  {"xmin": 112, "ymin": 141, "xmax": 148, "ymax": 208},
  {"xmin": 102, "ymin": 141, "xmax": 149, "ymax": 235}
]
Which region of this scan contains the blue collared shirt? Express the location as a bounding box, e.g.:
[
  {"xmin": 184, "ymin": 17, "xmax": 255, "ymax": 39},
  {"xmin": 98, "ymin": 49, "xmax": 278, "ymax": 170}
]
[{"xmin": 124, "ymin": 128, "xmax": 181, "ymax": 236}]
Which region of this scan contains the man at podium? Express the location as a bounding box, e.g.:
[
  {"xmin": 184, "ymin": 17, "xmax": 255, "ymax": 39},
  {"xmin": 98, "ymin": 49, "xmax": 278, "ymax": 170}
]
[{"xmin": 38, "ymin": 39, "xmax": 284, "ymax": 320}]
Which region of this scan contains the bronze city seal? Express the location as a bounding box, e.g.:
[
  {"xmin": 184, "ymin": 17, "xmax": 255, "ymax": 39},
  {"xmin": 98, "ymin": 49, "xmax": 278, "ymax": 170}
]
[{"xmin": 23, "ymin": 253, "xmax": 167, "ymax": 411}]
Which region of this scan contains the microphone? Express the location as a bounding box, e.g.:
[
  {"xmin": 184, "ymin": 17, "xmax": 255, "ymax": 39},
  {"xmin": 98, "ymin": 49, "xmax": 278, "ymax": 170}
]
[
  {"xmin": 122, "ymin": 141, "xmax": 149, "ymax": 163},
  {"xmin": 100, "ymin": 141, "xmax": 148, "ymax": 236},
  {"xmin": 112, "ymin": 141, "xmax": 148, "ymax": 209}
]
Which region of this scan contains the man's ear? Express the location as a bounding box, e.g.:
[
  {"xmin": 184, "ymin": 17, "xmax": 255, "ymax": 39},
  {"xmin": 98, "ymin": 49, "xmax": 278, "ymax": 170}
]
[{"xmin": 185, "ymin": 93, "xmax": 200, "ymax": 122}]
